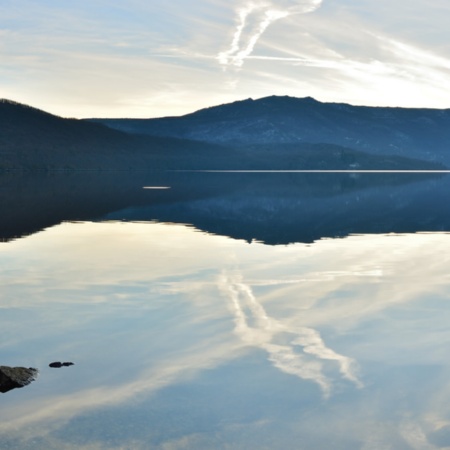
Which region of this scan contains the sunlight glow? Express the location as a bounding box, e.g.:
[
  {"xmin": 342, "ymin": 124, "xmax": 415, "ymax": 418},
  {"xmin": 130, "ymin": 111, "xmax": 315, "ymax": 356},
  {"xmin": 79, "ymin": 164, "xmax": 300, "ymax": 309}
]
[{"xmin": 5, "ymin": 1, "xmax": 450, "ymax": 116}]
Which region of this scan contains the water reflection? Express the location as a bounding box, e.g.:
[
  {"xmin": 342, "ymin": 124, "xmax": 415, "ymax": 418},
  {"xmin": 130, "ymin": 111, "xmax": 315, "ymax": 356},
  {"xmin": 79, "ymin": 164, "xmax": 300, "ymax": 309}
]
[
  {"xmin": 219, "ymin": 272, "xmax": 362, "ymax": 396},
  {"xmin": 1, "ymin": 221, "xmax": 450, "ymax": 448},
  {"xmin": 2, "ymin": 171, "xmax": 450, "ymax": 243}
]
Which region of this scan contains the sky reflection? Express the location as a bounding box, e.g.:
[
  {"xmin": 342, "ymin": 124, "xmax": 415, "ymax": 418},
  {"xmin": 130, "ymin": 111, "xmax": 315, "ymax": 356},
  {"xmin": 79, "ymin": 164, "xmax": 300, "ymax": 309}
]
[{"xmin": 1, "ymin": 222, "xmax": 450, "ymax": 448}]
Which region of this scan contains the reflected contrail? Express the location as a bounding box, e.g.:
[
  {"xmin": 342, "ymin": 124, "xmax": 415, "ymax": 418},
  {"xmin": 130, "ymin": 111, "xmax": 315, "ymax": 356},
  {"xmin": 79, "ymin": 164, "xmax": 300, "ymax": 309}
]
[
  {"xmin": 219, "ymin": 272, "xmax": 362, "ymax": 396},
  {"xmin": 218, "ymin": 0, "xmax": 323, "ymax": 69}
]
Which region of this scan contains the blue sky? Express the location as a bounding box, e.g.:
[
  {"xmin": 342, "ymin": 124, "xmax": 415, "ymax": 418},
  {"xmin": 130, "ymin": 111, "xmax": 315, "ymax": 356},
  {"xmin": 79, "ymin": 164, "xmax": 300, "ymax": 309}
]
[{"xmin": 1, "ymin": 0, "xmax": 450, "ymax": 117}]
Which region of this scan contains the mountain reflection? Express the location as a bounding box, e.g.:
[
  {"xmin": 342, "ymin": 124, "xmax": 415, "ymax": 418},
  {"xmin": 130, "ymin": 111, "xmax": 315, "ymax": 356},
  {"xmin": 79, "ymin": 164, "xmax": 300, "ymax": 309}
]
[{"xmin": 1, "ymin": 170, "xmax": 450, "ymax": 244}]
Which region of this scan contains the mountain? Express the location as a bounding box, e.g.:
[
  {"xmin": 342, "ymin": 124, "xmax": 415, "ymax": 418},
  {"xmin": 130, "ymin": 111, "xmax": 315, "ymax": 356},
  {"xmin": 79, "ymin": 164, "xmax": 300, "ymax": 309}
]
[
  {"xmin": 0, "ymin": 99, "xmax": 135, "ymax": 169},
  {"xmin": 90, "ymin": 95, "xmax": 450, "ymax": 165},
  {"xmin": 0, "ymin": 99, "xmax": 232, "ymax": 170},
  {"xmin": 0, "ymin": 98, "xmax": 446, "ymax": 171}
]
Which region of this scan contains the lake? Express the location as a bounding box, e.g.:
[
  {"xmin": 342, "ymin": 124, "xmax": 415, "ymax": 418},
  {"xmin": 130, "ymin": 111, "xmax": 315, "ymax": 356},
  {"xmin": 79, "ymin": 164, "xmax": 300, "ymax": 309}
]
[{"xmin": 1, "ymin": 171, "xmax": 450, "ymax": 449}]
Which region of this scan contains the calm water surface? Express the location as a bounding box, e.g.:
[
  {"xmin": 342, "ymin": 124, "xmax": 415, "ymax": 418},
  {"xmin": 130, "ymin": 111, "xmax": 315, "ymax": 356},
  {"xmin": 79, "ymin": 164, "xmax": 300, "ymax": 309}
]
[{"xmin": 2, "ymin": 173, "xmax": 450, "ymax": 449}]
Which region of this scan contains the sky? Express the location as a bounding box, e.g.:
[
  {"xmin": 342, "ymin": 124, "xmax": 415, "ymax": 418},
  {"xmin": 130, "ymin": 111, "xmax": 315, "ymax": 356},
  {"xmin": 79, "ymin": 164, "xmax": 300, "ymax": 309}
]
[{"xmin": 1, "ymin": 0, "xmax": 450, "ymax": 118}]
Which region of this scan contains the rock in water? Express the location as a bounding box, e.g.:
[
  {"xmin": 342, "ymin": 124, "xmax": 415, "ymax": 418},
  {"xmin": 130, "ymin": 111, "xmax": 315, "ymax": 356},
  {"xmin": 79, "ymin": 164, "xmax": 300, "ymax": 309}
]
[
  {"xmin": 0, "ymin": 366, "xmax": 38, "ymax": 393},
  {"xmin": 49, "ymin": 361, "xmax": 74, "ymax": 368}
]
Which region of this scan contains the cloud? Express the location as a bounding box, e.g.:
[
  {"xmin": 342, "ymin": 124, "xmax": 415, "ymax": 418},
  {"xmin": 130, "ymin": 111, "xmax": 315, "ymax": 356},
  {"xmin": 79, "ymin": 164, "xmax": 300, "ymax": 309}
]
[
  {"xmin": 218, "ymin": 0, "xmax": 323, "ymax": 69},
  {"xmin": 400, "ymin": 422, "xmax": 437, "ymax": 450},
  {"xmin": 219, "ymin": 271, "xmax": 362, "ymax": 397}
]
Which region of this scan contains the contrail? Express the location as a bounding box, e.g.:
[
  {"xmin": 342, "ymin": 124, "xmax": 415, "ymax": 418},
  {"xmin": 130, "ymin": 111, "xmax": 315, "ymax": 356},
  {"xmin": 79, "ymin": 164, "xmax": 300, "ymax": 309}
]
[
  {"xmin": 292, "ymin": 328, "xmax": 363, "ymax": 388},
  {"xmin": 218, "ymin": 4, "xmax": 255, "ymax": 67},
  {"xmin": 219, "ymin": 272, "xmax": 362, "ymax": 397},
  {"xmin": 218, "ymin": 0, "xmax": 323, "ymax": 69}
]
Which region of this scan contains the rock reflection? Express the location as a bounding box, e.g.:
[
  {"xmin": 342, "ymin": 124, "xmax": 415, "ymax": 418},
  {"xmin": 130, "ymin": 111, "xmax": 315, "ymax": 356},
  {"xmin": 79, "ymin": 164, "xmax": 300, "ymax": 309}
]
[{"xmin": 0, "ymin": 366, "xmax": 38, "ymax": 394}]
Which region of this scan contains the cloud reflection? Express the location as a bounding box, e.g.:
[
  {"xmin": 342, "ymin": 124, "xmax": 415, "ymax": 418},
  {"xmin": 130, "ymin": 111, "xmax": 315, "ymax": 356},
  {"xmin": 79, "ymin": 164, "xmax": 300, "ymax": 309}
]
[
  {"xmin": 3, "ymin": 223, "xmax": 450, "ymax": 448},
  {"xmin": 219, "ymin": 271, "xmax": 362, "ymax": 396}
]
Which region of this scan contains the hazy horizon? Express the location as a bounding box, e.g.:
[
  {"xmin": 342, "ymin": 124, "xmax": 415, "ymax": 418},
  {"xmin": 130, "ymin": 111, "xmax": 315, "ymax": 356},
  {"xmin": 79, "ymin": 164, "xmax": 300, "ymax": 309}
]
[{"xmin": 3, "ymin": 94, "xmax": 450, "ymax": 121}]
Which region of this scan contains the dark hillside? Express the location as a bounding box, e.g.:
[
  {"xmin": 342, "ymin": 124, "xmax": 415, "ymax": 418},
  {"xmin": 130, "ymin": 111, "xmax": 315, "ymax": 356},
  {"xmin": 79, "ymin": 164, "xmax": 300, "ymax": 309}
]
[
  {"xmin": 0, "ymin": 99, "xmax": 233, "ymax": 170},
  {"xmin": 0, "ymin": 99, "xmax": 446, "ymax": 171},
  {"xmin": 0, "ymin": 99, "xmax": 140, "ymax": 169},
  {"xmin": 91, "ymin": 95, "xmax": 450, "ymax": 164},
  {"xmin": 0, "ymin": 99, "xmax": 132, "ymax": 149}
]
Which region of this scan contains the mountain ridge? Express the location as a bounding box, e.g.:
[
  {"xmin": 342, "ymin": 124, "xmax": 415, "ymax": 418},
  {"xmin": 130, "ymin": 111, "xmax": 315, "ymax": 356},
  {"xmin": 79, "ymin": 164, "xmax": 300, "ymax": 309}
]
[
  {"xmin": 0, "ymin": 97, "xmax": 447, "ymax": 171},
  {"xmin": 0, "ymin": 99, "xmax": 237, "ymax": 170},
  {"xmin": 89, "ymin": 95, "xmax": 450, "ymax": 165}
]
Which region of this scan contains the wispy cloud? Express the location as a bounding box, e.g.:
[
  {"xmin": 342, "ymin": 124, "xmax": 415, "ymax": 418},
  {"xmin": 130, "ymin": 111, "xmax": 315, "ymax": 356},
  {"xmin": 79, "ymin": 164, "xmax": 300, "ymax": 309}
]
[
  {"xmin": 218, "ymin": 0, "xmax": 323, "ymax": 69},
  {"xmin": 400, "ymin": 421, "xmax": 437, "ymax": 450},
  {"xmin": 219, "ymin": 271, "xmax": 362, "ymax": 397}
]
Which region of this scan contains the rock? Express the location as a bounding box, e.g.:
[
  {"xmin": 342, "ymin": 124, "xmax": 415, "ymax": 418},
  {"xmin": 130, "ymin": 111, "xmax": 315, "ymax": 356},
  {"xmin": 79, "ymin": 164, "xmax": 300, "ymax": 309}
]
[
  {"xmin": 49, "ymin": 362, "xmax": 63, "ymax": 368},
  {"xmin": 49, "ymin": 361, "xmax": 74, "ymax": 368},
  {"xmin": 0, "ymin": 366, "xmax": 38, "ymax": 393}
]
